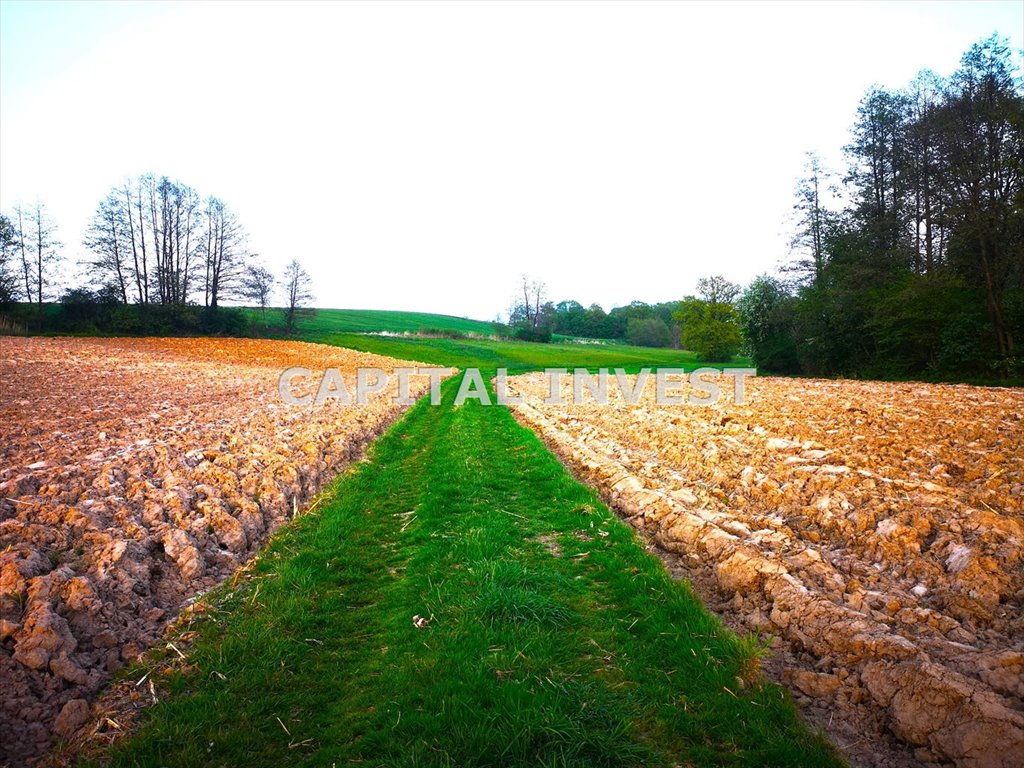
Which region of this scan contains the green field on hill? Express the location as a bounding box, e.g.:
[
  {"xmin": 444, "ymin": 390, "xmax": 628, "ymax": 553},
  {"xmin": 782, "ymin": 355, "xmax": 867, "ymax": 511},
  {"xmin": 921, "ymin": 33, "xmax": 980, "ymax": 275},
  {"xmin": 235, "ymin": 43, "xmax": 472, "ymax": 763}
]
[
  {"xmin": 247, "ymin": 307, "xmax": 497, "ymax": 336},
  {"xmin": 253, "ymin": 306, "xmax": 746, "ymax": 375}
]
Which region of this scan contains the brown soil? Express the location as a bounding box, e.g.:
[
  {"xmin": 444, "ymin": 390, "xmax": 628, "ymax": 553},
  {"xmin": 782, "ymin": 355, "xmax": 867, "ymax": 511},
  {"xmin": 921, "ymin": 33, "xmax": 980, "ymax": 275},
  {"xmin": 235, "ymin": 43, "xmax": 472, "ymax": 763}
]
[
  {"xmin": 507, "ymin": 373, "xmax": 1024, "ymax": 768},
  {"xmin": 0, "ymin": 337, "xmax": 439, "ymax": 765}
]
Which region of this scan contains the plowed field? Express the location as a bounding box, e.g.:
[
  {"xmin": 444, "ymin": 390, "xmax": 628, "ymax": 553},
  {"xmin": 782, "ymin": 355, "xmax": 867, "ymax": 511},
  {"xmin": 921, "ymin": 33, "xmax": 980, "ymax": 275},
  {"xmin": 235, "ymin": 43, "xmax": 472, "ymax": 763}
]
[
  {"xmin": 507, "ymin": 372, "xmax": 1024, "ymax": 768},
  {"xmin": 0, "ymin": 337, "xmax": 438, "ymax": 764}
]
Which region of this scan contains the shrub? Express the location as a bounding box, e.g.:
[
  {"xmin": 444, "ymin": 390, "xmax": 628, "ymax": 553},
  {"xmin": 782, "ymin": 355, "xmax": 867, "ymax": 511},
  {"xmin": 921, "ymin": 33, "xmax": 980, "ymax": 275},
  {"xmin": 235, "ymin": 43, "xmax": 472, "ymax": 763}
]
[
  {"xmin": 514, "ymin": 326, "xmax": 552, "ymax": 343},
  {"xmin": 626, "ymin": 317, "xmax": 672, "ymax": 348}
]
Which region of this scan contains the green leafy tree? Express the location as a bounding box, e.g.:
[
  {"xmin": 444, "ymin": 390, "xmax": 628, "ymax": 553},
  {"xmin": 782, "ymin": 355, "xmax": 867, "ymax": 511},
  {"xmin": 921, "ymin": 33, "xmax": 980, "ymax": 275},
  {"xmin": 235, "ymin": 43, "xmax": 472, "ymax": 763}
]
[
  {"xmin": 866, "ymin": 272, "xmax": 987, "ymax": 377},
  {"xmin": 552, "ymin": 299, "xmax": 586, "ymax": 336},
  {"xmin": 787, "ymin": 153, "xmax": 837, "ymax": 286},
  {"xmin": 580, "ymin": 303, "xmax": 611, "ymax": 339},
  {"xmin": 674, "ymin": 276, "xmax": 743, "ymax": 362},
  {"xmin": 781, "ymin": 35, "xmax": 1023, "ymax": 380},
  {"xmin": 737, "ymin": 276, "xmax": 799, "ymax": 372},
  {"xmin": 936, "ymin": 35, "xmax": 1024, "ymax": 357},
  {"xmin": 626, "ymin": 316, "xmax": 672, "ymax": 348}
]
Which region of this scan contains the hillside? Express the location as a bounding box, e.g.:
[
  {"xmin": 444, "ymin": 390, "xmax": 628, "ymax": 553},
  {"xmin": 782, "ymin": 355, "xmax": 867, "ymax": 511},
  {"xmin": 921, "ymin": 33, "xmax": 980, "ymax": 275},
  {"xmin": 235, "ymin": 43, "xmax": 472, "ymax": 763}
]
[{"xmin": 247, "ymin": 307, "xmax": 496, "ymax": 337}]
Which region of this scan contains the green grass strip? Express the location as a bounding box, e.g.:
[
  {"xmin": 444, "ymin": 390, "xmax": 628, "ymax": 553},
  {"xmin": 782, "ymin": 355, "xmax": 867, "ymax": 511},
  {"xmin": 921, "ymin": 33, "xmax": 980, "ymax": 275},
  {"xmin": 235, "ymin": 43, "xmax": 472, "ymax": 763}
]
[{"xmin": 92, "ymin": 380, "xmax": 843, "ymax": 767}]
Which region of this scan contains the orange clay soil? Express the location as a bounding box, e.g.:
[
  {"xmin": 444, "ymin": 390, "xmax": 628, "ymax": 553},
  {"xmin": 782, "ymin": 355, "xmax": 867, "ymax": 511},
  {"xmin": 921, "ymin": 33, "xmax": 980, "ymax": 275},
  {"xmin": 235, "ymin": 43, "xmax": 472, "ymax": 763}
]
[
  {"xmin": 0, "ymin": 337, "xmax": 443, "ymax": 765},
  {"xmin": 507, "ymin": 372, "xmax": 1023, "ymax": 768}
]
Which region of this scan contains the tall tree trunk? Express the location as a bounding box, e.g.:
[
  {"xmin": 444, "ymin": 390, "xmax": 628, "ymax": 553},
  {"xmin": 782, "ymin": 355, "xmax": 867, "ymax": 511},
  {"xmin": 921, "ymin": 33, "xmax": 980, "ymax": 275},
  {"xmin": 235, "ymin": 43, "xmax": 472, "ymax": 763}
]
[
  {"xmin": 109, "ymin": 212, "xmax": 129, "ymax": 303},
  {"xmin": 124, "ymin": 187, "xmax": 144, "ymax": 304},
  {"xmin": 17, "ymin": 208, "xmax": 31, "ymax": 303},
  {"xmin": 34, "ymin": 207, "xmax": 44, "ymax": 314},
  {"xmin": 978, "ymin": 237, "xmax": 1011, "ymax": 355}
]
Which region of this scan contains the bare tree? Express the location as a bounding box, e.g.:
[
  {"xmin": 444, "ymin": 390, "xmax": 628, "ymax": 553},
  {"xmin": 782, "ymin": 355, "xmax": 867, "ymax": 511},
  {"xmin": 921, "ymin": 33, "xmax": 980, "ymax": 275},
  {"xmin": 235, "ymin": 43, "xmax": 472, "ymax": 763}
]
[
  {"xmin": 14, "ymin": 203, "xmax": 62, "ymax": 312},
  {"xmin": 201, "ymin": 197, "xmax": 248, "ymax": 308},
  {"xmin": 12, "ymin": 204, "xmax": 31, "ymax": 303},
  {"xmin": 0, "ymin": 214, "xmax": 19, "ymax": 306},
  {"xmin": 905, "ymin": 69, "xmax": 948, "ymax": 274},
  {"xmin": 83, "ymin": 191, "xmax": 130, "ymax": 303},
  {"xmin": 519, "ymin": 275, "xmax": 547, "ymax": 329},
  {"xmin": 103, "ymin": 175, "xmax": 248, "ymax": 306},
  {"xmin": 150, "ymin": 177, "xmax": 201, "ymax": 305},
  {"xmin": 282, "ymin": 259, "xmax": 314, "ymax": 334},
  {"xmin": 123, "ymin": 176, "xmax": 152, "ymax": 304},
  {"xmin": 241, "ymin": 262, "xmax": 275, "ymax": 327}
]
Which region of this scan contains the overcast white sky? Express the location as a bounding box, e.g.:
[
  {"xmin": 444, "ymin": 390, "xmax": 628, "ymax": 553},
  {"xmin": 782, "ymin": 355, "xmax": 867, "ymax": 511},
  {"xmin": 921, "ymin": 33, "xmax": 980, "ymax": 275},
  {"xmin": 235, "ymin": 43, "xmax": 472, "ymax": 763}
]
[{"xmin": 1, "ymin": 0, "xmax": 1021, "ymax": 320}]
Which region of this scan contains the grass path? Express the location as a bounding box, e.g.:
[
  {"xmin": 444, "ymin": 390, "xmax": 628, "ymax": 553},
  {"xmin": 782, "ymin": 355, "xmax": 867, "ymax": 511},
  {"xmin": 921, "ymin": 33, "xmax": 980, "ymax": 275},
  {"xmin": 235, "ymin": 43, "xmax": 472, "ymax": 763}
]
[{"xmin": 90, "ymin": 381, "xmax": 842, "ymax": 767}]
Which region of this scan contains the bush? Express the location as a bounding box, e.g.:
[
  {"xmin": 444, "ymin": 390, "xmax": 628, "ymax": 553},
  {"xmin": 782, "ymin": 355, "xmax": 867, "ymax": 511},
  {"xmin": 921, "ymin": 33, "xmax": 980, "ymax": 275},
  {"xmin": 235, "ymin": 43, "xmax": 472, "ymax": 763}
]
[
  {"xmin": 626, "ymin": 317, "xmax": 672, "ymax": 348},
  {"xmin": 57, "ymin": 288, "xmax": 104, "ymax": 332},
  {"xmin": 418, "ymin": 327, "xmax": 467, "ymax": 339},
  {"xmin": 46, "ymin": 295, "xmax": 253, "ymax": 338},
  {"xmin": 109, "ymin": 304, "xmax": 142, "ymax": 334},
  {"xmin": 513, "ymin": 326, "xmax": 552, "ymax": 343},
  {"xmin": 200, "ymin": 306, "xmax": 249, "ymax": 336},
  {"xmin": 865, "ymin": 274, "xmax": 985, "ymax": 377},
  {"xmin": 934, "ymin": 313, "xmax": 993, "ymax": 375}
]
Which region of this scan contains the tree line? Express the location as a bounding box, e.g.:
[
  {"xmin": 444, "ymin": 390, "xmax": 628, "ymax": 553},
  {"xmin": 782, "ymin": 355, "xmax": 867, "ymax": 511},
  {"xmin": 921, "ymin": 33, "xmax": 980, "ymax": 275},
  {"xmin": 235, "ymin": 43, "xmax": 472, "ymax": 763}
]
[
  {"xmin": 505, "ymin": 38, "xmax": 1022, "ymax": 380},
  {"xmin": 500, "ymin": 272, "xmax": 746, "ymax": 364},
  {"xmin": 505, "ymin": 276, "xmax": 684, "ymax": 347},
  {"xmin": 742, "ymin": 35, "xmax": 1023, "ymax": 380},
  {"xmin": 0, "ymin": 174, "xmax": 315, "ymax": 334},
  {"xmin": 82, "ymin": 175, "xmax": 248, "ymax": 308}
]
